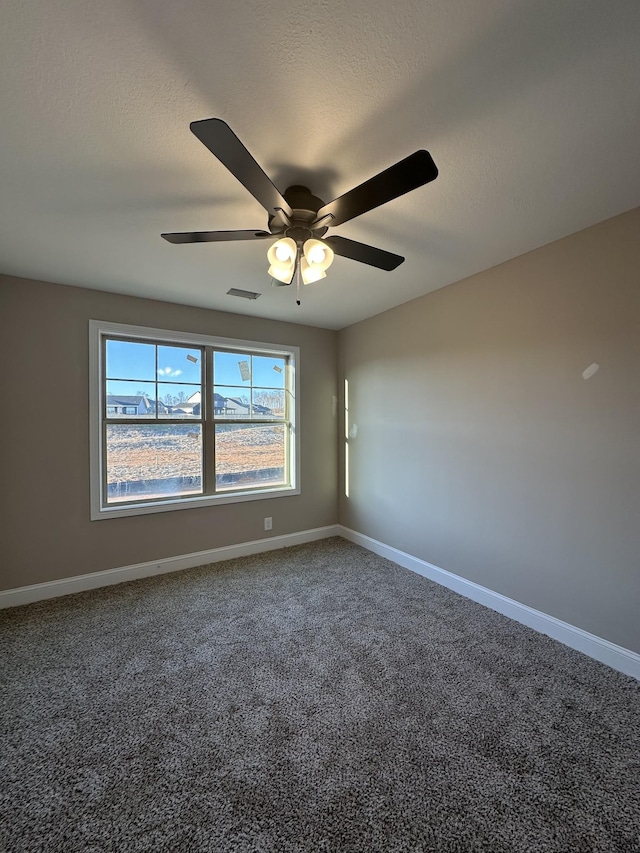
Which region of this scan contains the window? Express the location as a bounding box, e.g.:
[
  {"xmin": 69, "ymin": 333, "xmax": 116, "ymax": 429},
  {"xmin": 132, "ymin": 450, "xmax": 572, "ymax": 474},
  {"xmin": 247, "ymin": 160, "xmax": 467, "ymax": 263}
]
[{"xmin": 89, "ymin": 321, "xmax": 299, "ymax": 519}]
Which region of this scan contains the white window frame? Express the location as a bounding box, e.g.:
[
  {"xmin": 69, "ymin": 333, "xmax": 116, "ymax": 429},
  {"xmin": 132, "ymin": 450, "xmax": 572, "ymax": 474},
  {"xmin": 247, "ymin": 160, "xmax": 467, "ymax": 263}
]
[{"xmin": 89, "ymin": 320, "xmax": 300, "ymax": 520}]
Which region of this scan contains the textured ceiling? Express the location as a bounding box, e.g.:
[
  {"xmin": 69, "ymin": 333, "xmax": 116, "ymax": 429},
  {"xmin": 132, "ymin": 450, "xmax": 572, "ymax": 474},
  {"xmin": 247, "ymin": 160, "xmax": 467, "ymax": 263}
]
[{"xmin": 1, "ymin": 0, "xmax": 639, "ymax": 329}]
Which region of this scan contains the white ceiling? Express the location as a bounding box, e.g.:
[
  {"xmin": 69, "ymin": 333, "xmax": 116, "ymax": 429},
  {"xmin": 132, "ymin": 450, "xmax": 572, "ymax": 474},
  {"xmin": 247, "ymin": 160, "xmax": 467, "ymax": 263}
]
[{"xmin": 1, "ymin": 1, "xmax": 639, "ymax": 330}]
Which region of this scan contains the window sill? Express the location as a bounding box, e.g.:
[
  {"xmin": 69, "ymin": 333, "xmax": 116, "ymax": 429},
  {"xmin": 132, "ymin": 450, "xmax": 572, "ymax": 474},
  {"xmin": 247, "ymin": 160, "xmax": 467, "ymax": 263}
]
[{"xmin": 91, "ymin": 484, "xmax": 300, "ymax": 521}]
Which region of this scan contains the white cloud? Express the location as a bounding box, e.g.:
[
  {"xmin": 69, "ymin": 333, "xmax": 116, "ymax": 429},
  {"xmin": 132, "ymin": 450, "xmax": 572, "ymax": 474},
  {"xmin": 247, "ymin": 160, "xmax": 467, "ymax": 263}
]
[{"xmin": 158, "ymin": 367, "xmax": 183, "ymax": 378}]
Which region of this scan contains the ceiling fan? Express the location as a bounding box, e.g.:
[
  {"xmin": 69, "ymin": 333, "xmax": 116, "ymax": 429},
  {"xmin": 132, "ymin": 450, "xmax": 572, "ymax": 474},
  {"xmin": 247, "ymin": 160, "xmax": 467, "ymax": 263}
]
[{"xmin": 162, "ymin": 118, "xmax": 438, "ymax": 287}]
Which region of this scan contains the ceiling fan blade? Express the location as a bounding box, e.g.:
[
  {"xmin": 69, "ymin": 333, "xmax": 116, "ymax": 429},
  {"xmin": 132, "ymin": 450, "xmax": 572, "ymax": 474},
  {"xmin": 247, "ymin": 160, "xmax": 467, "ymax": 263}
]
[
  {"xmin": 316, "ymin": 151, "xmax": 438, "ymax": 227},
  {"xmin": 190, "ymin": 119, "xmax": 292, "ymax": 218},
  {"xmin": 324, "ymin": 235, "xmax": 404, "ymax": 271},
  {"xmin": 162, "ymin": 230, "xmax": 272, "ymax": 244}
]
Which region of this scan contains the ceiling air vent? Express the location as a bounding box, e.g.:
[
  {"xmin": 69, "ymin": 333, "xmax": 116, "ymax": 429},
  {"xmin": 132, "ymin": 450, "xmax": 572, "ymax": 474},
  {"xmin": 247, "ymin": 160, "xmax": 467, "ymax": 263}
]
[{"xmin": 227, "ymin": 288, "xmax": 261, "ymax": 300}]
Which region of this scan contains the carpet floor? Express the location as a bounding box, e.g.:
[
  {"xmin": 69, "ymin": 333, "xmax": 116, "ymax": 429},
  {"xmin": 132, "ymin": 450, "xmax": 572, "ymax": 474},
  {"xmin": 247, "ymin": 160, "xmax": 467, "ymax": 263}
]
[{"xmin": 1, "ymin": 537, "xmax": 639, "ymax": 852}]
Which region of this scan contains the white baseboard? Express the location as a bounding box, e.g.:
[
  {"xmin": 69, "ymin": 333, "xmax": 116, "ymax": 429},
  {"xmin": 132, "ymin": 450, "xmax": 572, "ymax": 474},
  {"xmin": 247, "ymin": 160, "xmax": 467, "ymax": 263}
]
[
  {"xmin": 3, "ymin": 522, "xmax": 637, "ymax": 681},
  {"xmin": 339, "ymin": 526, "xmax": 640, "ymax": 681},
  {"xmin": 0, "ymin": 525, "xmax": 341, "ymax": 609}
]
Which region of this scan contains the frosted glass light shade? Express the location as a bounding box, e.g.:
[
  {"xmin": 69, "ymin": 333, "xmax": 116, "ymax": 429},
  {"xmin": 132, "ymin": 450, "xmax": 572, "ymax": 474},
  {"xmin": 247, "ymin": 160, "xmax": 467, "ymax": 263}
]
[
  {"xmin": 268, "ymin": 265, "xmax": 295, "ymax": 284},
  {"xmin": 267, "ymin": 237, "xmax": 297, "ymax": 284},
  {"xmin": 269, "ymin": 267, "xmax": 293, "ymax": 287},
  {"xmin": 268, "ymin": 237, "xmax": 296, "ymax": 265},
  {"xmin": 300, "ymin": 257, "xmax": 327, "ymax": 285},
  {"xmin": 303, "ymin": 239, "xmax": 334, "ymax": 272}
]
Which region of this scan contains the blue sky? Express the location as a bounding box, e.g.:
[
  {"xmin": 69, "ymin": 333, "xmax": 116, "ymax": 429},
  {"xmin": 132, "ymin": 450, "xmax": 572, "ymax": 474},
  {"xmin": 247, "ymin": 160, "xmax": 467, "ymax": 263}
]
[{"xmin": 105, "ymin": 339, "xmax": 285, "ymax": 400}]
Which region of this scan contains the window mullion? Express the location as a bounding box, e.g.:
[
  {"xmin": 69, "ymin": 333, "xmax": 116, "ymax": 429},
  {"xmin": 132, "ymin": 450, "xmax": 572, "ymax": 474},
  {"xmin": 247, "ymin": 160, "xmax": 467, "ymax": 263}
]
[{"xmin": 203, "ymin": 346, "xmax": 215, "ymax": 495}]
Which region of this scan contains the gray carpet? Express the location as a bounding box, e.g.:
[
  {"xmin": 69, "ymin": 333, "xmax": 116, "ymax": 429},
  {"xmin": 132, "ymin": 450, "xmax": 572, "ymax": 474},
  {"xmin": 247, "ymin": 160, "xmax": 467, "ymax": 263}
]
[{"xmin": 1, "ymin": 538, "xmax": 639, "ymax": 852}]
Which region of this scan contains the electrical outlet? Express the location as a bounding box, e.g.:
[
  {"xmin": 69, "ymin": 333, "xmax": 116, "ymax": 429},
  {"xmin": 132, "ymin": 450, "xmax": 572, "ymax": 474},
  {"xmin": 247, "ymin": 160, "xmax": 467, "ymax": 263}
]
[{"xmin": 264, "ymin": 517, "xmax": 272, "ymax": 531}]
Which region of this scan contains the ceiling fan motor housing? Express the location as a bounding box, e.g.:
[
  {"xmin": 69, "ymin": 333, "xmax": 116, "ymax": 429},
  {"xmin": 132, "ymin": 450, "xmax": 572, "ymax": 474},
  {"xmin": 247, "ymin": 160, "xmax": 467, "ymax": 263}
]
[{"xmin": 269, "ymin": 185, "xmax": 329, "ymax": 241}]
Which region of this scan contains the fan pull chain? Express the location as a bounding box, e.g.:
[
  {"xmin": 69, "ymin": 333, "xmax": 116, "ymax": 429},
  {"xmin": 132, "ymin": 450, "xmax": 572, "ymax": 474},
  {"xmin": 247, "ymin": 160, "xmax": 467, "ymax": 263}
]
[{"xmin": 296, "ymin": 248, "xmax": 301, "ymax": 305}]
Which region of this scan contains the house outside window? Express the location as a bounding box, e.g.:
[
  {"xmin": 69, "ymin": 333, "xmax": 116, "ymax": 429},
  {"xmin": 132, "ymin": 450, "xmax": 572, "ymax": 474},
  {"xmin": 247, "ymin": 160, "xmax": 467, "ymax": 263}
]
[{"xmin": 89, "ymin": 321, "xmax": 299, "ymax": 519}]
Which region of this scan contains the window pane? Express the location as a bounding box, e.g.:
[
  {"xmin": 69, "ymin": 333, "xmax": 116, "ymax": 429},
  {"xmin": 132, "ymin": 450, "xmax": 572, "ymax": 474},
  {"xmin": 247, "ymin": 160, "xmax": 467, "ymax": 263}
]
[
  {"xmin": 106, "ymin": 424, "xmax": 202, "ymax": 503},
  {"xmin": 157, "ymin": 383, "xmax": 202, "ymax": 418},
  {"xmin": 106, "ymin": 340, "xmax": 155, "ymax": 381},
  {"xmin": 105, "ymin": 380, "xmax": 157, "ymax": 418},
  {"xmin": 214, "ymin": 387, "xmax": 251, "ymax": 418},
  {"xmin": 157, "ymin": 345, "xmax": 202, "ymax": 384},
  {"xmin": 215, "ymin": 424, "xmax": 286, "ymax": 490},
  {"xmin": 214, "ymin": 351, "xmax": 253, "ymax": 385},
  {"xmin": 252, "ymin": 389, "xmax": 285, "ymax": 418},
  {"xmin": 214, "ymin": 387, "xmax": 286, "ymax": 419},
  {"xmin": 252, "ymin": 355, "xmax": 286, "ymax": 389}
]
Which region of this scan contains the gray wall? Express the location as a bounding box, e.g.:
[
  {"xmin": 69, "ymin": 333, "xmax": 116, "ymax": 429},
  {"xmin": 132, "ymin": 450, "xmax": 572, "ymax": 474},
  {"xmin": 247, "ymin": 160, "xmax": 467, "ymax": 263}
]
[
  {"xmin": 0, "ymin": 276, "xmax": 338, "ymax": 589},
  {"xmin": 338, "ymin": 209, "xmax": 640, "ymax": 652}
]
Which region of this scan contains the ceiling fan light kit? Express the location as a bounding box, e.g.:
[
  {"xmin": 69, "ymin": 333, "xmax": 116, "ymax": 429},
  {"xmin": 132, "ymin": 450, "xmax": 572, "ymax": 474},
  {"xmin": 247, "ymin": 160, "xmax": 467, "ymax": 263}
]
[{"xmin": 161, "ymin": 118, "xmax": 438, "ymax": 299}]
